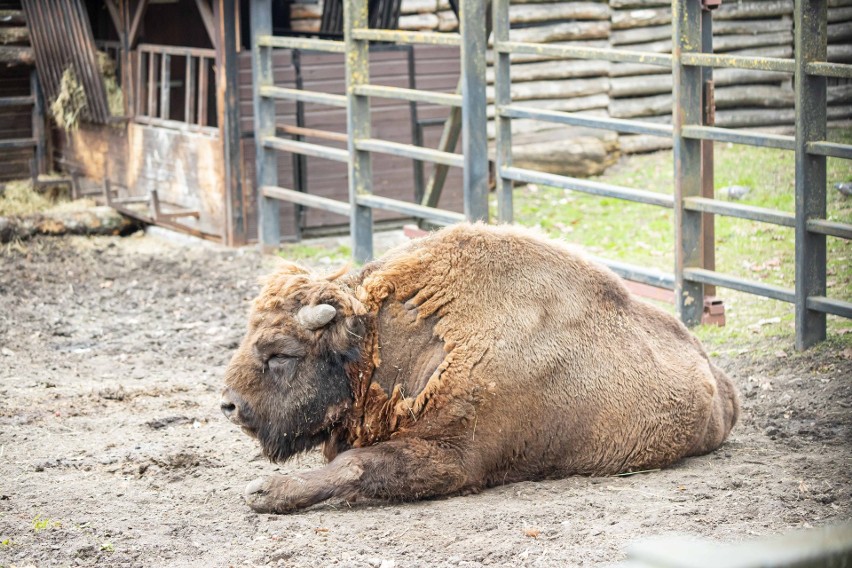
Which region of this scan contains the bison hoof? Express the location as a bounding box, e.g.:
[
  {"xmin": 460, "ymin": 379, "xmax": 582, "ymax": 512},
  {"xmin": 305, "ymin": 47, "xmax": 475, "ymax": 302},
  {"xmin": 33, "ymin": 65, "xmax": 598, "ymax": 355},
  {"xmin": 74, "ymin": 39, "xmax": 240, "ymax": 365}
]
[{"xmin": 244, "ymin": 477, "xmax": 277, "ymax": 513}]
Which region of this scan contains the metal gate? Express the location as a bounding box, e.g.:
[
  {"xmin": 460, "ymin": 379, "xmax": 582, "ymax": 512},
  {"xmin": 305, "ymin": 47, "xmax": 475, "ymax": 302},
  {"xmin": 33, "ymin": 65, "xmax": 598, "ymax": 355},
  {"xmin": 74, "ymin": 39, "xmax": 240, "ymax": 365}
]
[{"xmin": 250, "ymin": 0, "xmax": 851, "ymax": 350}]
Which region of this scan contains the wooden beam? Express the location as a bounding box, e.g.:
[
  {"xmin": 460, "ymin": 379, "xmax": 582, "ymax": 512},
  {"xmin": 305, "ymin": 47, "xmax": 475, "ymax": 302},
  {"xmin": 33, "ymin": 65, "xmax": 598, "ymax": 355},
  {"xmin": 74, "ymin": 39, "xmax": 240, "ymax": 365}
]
[
  {"xmin": 195, "ymin": 0, "xmax": 217, "ymax": 49},
  {"xmin": 214, "ymin": 0, "xmax": 245, "ymax": 245},
  {"xmin": 104, "ymin": 0, "xmax": 121, "ymax": 37},
  {"xmin": 129, "ymin": 0, "xmax": 149, "ymax": 47}
]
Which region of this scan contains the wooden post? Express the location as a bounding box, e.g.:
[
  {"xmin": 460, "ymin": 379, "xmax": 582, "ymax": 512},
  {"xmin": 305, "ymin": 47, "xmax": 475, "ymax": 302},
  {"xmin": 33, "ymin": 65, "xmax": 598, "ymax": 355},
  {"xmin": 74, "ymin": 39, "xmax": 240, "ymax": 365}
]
[
  {"xmin": 30, "ymin": 70, "xmax": 46, "ymax": 176},
  {"xmin": 215, "ymin": 0, "xmax": 246, "ymax": 245}
]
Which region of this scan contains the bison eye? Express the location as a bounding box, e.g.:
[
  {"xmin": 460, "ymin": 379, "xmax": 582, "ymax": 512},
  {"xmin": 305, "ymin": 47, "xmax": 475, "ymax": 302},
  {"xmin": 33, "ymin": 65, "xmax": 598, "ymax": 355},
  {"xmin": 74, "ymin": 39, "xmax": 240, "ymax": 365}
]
[{"xmin": 267, "ymin": 354, "xmax": 298, "ymax": 366}]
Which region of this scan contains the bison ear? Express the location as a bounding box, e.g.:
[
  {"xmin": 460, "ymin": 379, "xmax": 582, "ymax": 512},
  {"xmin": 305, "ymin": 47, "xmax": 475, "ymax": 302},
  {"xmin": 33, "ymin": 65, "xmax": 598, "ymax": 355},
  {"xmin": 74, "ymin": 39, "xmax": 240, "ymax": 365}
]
[{"xmin": 297, "ymin": 304, "xmax": 337, "ymax": 330}]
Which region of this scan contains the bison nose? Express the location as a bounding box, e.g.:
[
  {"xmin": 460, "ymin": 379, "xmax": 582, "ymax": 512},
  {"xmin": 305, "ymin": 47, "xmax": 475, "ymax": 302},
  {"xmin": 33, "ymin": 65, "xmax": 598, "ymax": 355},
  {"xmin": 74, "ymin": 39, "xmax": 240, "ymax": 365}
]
[
  {"xmin": 220, "ymin": 389, "xmax": 240, "ymax": 422},
  {"xmin": 221, "ymin": 399, "xmax": 237, "ymax": 419}
]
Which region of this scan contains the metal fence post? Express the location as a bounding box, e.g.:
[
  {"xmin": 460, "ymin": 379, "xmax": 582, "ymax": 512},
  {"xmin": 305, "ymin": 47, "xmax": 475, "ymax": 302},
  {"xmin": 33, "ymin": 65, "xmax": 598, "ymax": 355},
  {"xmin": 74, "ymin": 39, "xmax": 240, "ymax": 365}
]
[
  {"xmin": 672, "ymin": 0, "xmax": 704, "ymax": 326},
  {"xmin": 493, "ymin": 0, "xmax": 512, "ymax": 223},
  {"xmin": 460, "ymin": 0, "xmax": 489, "ymax": 222},
  {"xmin": 794, "ymin": 0, "xmax": 828, "ymax": 350},
  {"xmin": 345, "ymin": 0, "xmax": 375, "ymax": 262},
  {"xmin": 251, "ymin": 0, "xmax": 281, "ymax": 251}
]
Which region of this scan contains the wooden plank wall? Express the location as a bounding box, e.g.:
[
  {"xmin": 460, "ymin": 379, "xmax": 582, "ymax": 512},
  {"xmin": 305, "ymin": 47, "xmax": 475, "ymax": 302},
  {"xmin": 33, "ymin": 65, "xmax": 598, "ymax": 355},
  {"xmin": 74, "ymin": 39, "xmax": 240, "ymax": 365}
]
[
  {"xmin": 238, "ymin": 44, "xmax": 463, "ymax": 241},
  {"xmin": 0, "ymin": 66, "xmax": 35, "ymax": 181}
]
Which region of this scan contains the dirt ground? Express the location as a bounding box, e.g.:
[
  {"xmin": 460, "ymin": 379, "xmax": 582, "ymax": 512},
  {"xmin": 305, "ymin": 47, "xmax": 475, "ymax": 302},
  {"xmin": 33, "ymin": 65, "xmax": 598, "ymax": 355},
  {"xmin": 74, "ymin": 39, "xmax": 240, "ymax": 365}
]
[{"xmin": 1, "ymin": 231, "xmax": 850, "ymax": 567}]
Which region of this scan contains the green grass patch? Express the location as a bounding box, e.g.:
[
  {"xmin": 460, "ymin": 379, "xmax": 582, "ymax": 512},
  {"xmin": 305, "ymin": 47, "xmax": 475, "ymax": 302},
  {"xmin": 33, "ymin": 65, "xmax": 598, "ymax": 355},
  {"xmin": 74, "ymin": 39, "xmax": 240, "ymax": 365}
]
[
  {"xmin": 510, "ymin": 128, "xmax": 852, "ymax": 348},
  {"xmin": 32, "ymin": 514, "xmax": 61, "ymax": 532},
  {"xmin": 277, "ymin": 242, "xmax": 352, "ymax": 265}
]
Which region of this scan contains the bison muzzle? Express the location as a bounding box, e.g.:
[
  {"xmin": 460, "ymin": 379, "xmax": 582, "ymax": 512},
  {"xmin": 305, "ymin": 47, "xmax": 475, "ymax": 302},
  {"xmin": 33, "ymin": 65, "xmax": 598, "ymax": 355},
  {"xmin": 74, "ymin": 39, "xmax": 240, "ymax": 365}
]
[{"xmin": 222, "ymin": 223, "xmax": 739, "ymax": 513}]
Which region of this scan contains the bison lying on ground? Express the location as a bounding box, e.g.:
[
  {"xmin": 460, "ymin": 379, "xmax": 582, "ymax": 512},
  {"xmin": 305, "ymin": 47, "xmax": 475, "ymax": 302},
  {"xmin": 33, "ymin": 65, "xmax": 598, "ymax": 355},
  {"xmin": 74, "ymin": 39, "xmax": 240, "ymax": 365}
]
[{"xmin": 221, "ymin": 223, "xmax": 739, "ymax": 513}]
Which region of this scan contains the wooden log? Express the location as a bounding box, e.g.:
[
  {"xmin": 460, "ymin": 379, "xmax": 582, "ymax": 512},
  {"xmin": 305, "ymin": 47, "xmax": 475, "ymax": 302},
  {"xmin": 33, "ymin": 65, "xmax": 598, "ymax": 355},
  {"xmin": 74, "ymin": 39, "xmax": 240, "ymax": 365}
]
[
  {"xmin": 609, "ymin": 92, "xmax": 671, "ymax": 118},
  {"xmin": 616, "ymin": 37, "xmax": 671, "ymax": 54},
  {"xmin": 619, "ymin": 133, "xmax": 673, "ymax": 154},
  {"xmin": 610, "ymin": 69, "xmax": 790, "ymax": 97},
  {"xmin": 611, "ymin": 7, "xmax": 671, "ymax": 30},
  {"xmin": 487, "ymin": 76, "xmax": 609, "ymax": 102},
  {"xmin": 508, "ymin": 2, "xmax": 610, "ymax": 24},
  {"xmin": 716, "ymin": 105, "xmax": 852, "ymax": 128},
  {"xmin": 714, "ymin": 31, "xmax": 793, "ymax": 52},
  {"xmin": 486, "ymin": 40, "xmax": 610, "ymax": 64},
  {"xmin": 512, "ymin": 133, "xmax": 620, "ymax": 178},
  {"xmin": 0, "ymin": 45, "xmax": 34, "ymax": 65},
  {"xmin": 400, "ymin": 0, "xmax": 437, "ymax": 15},
  {"xmin": 714, "ymin": 67, "xmax": 791, "ymax": 86},
  {"xmin": 0, "ymin": 206, "xmax": 140, "ymax": 243},
  {"xmin": 714, "ymin": 85, "xmax": 794, "ymax": 108},
  {"xmin": 487, "ymin": 59, "xmax": 610, "ymax": 83},
  {"xmin": 714, "ymin": 1, "xmax": 793, "ymax": 20},
  {"xmin": 486, "ymin": 93, "xmax": 610, "ymax": 118},
  {"xmin": 398, "ymin": 13, "xmax": 439, "ymax": 30},
  {"xmin": 829, "ymin": 43, "xmax": 852, "ymax": 62},
  {"xmin": 610, "ymin": 73, "xmax": 671, "ymax": 97},
  {"xmin": 290, "ymin": 4, "xmax": 322, "ymax": 19},
  {"xmin": 611, "ymin": 24, "xmax": 669, "ymax": 46},
  {"xmin": 713, "ymin": 18, "xmax": 792, "ymax": 36},
  {"xmin": 610, "ymin": 0, "xmax": 668, "ymax": 8},
  {"xmin": 828, "ymin": 20, "xmax": 852, "ymax": 41},
  {"xmin": 609, "ymin": 61, "xmax": 669, "ymax": 77},
  {"xmin": 0, "ymin": 26, "xmax": 28, "ymax": 45},
  {"xmin": 828, "ymin": 6, "xmax": 852, "ymax": 22},
  {"xmin": 506, "ymin": 20, "xmax": 610, "ymax": 44},
  {"xmin": 486, "ymin": 109, "xmax": 609, "ymax": 138},
  {"xmin": 726, "ymin": 44, "xmax": 793, "ymax": 58},
  {"xmin": 437, "ymin": 10, "xmax": 457, "ymax": 32},
  {"xmin": 829, "ymin": 0, "xmax": 852, "ymax": 7}
]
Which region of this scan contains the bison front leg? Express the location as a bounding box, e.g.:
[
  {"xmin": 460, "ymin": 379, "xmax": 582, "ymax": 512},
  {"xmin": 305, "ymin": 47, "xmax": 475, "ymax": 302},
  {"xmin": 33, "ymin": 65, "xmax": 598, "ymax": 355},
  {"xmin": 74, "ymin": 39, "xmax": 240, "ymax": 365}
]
[{"xmin": 244, "ymin": 439, "xmax": 471, "ymax": 514}]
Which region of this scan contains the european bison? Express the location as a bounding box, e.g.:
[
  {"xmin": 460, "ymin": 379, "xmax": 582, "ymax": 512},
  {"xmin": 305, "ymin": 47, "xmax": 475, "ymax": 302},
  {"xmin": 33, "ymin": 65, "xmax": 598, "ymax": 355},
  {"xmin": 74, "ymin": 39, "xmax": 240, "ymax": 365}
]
[{"xmin": 221, "ymin": 223, "xmax": 739, "ymax": 513}]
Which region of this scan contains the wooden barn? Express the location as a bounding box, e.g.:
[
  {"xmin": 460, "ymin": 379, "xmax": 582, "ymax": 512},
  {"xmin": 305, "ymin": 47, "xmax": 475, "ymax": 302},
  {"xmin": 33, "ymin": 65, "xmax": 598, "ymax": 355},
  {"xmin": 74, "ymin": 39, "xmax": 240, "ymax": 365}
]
[{"xmin": 0, "ymin": 0, "xmax": 464, "ymax": 244}]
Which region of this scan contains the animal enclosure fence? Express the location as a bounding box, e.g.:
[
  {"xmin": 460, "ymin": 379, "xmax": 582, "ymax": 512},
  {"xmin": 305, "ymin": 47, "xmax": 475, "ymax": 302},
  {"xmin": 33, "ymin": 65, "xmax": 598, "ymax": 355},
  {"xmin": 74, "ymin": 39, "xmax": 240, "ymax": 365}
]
[{"xmin": 249, "ymin": 0, "xmax": 852, "ymax": 350}]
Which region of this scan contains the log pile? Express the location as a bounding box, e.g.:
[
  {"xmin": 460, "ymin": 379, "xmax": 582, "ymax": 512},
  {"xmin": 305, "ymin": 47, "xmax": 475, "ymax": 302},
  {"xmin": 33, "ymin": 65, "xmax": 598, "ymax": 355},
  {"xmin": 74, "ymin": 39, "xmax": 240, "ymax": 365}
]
[{"xmin": 286, "ymin": 0, "xmax": 852, "ymax": 168}]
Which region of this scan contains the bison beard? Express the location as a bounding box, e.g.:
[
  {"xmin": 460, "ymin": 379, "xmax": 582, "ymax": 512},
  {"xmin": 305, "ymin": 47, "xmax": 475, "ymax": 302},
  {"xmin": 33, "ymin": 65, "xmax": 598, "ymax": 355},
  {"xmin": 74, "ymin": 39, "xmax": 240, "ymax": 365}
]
[{"xmin": 221, "ymin": 223, "xmax": 740, "ymax": 514}]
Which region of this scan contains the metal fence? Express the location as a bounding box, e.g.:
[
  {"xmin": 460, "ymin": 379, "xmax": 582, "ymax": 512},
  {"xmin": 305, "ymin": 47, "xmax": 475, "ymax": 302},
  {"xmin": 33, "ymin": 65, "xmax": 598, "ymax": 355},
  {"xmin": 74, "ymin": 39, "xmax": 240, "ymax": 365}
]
[{"xmin": 250, "ymin": 0, "xmax": 852, "ymax": 350}]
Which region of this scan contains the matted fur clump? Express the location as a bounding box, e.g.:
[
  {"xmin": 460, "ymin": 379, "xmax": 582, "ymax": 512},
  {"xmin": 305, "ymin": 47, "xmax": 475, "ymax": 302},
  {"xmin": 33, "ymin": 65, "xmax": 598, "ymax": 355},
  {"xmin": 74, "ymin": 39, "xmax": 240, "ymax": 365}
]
[{"xmin": 221, "ymin": 223, "xmax": 740, "ymax": 513}]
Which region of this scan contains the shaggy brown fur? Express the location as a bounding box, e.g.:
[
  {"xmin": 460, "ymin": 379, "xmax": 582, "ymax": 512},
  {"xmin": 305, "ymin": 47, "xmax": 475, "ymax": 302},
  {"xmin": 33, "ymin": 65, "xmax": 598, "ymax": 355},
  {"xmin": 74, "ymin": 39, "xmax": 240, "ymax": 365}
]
[{"xmin": 222, "ymin": 223, "xmax": 740, "ymax": 513}]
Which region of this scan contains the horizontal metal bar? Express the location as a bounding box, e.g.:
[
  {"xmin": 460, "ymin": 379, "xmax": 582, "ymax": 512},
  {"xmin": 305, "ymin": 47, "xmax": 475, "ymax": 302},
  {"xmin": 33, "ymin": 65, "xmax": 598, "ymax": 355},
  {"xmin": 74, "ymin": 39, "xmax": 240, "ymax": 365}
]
[
  {"xmin": 137, "ymin": 43, "xmax": 215, "ymax": 58},
  {"xmin": 351, "ymin": 28, "xmax": 461, "ymax": 47},
  {"xmin": 805, "ymin": 61, "xmax": 852, "ymax": 79},
  {"xmin": 501, "ymin": 105, "xmax": 673, "ymax": 137},
  {"xmin": 262, "ymin": 185, "xmax": 352, "ymax": 217},
  {"xmin": 260, "ymin": 85, "xmax": 347, "ymax": 107},
  {"xmin": 684, "ymin": 268, "xmax": 795, "ymax": 303},
  {"xmin": 806, "ymin": 296, "xmax": 852, "ymax": 319},
  {"xmin": 587, "ymin": 255, "xmax": 675, "ymax": 290},
  {"xmin": 0, "ymin": 137, "xmax": 36, "ymax": 150},
  {"xmin": 355, "ymin": 138, "xmax": 464, "ymax": 168},
  {"xmin": 807, "ymin": 219, "xmax": 852, "ymax": 240},
  {"xmin": 353, "ymin": 85, "xmax": 462, "ymax": 107},
  {"xmin": 356, "ymin": 194, "xmax": 465, "ymax": 225},
  {"xmin": 256, "ymin": 35, "xmax": 346, "ymax": 53},
  {"xmin": 682, "ymin": 125, "xmax": 795, "ymax": 150},
  {"xmin": 263, "ymin": 135, "xmax": 350, "ymax": 163},
  {"xmin": 680, "ymin": 52, "xmax": 794, "ymax": 73},
  {"xmin": 807, "ymin": 141, "xmax": 852, "ymax": 160},
  {"xmin": 683, "ymin": 196, "xmax": 795, "ymax": 227},
  {"xmin": 277, "ymin": 124, "xmax": 348, "ymax": 143},
  {"xmin": 500, "ymin": 166, "xmax": 675, "ymax": 208},
  {"xmin": 497, "ymin": 41, "xmax": 672, "ymax": 67},
  {"xmin": 0, "ymin": 96, "xmax": 34, "ymax": 107}
]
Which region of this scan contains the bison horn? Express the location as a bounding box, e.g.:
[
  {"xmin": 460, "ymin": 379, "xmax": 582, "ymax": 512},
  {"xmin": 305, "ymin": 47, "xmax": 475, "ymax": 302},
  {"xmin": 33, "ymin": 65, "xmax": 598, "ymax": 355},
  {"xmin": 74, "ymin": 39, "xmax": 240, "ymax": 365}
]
[{"xmin": 296, "ymin": 304, "xmax": 336, "ymax": 330}]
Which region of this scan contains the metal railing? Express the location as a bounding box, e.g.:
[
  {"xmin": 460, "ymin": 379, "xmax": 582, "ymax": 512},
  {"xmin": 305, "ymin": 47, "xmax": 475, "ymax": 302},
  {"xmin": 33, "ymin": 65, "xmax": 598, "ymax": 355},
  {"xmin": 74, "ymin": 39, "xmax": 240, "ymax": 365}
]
[
  {"xmin": 250, "ymin": 0, "xmax": 852, "ymax": 349},
  {"xmin": 136, "ymin": 44, "xmax": 217, "ymax": 131}
]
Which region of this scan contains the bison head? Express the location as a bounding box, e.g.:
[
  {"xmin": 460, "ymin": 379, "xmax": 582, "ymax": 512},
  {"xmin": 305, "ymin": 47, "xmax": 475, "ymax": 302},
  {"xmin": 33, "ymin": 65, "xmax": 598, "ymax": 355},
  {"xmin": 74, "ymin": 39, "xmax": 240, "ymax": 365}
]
[{"xmin": 221, "ymin": 264, "xmax": 367, "ymax": 463}]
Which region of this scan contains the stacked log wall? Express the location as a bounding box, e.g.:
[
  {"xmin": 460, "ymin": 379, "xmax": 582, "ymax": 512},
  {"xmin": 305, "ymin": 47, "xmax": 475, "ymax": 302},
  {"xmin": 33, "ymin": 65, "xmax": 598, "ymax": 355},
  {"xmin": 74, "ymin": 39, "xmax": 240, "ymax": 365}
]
[{"xmin": 291, "ymin": 0, "xmax": 852, "ymax": 164}]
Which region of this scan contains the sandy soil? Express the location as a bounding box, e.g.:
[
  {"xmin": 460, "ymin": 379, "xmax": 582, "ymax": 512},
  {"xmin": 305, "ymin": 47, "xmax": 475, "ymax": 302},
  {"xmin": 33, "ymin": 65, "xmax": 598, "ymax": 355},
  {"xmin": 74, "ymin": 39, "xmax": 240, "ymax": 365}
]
[{"xmin": 0, "ymin": 232, "xmax": 850, "ymax": 567}]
